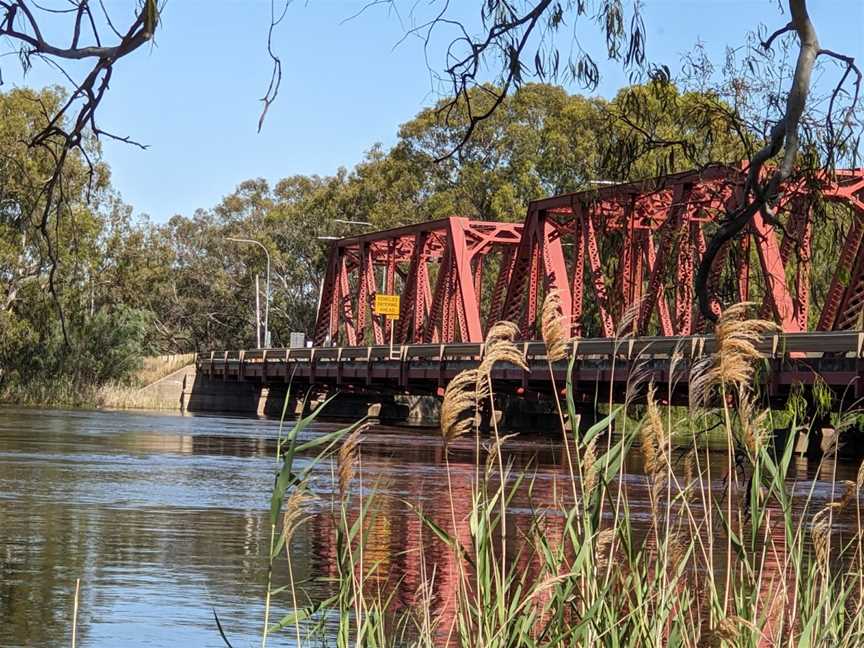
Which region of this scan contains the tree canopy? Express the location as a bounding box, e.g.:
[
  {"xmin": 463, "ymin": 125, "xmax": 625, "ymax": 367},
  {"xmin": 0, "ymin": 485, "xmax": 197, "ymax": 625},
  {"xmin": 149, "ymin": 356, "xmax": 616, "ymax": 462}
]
[{"xmin": 1, "ymin": 79, "xmax": 750, "ymax": 397}]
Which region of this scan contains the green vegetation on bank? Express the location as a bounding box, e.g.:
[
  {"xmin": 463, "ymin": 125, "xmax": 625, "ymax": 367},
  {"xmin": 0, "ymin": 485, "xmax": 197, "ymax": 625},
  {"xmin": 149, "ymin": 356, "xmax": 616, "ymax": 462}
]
[
  {"xmin": 0, "ymin": 80, "xmax": 854, "ymax": 406},
  {"xmin": 0, "ymin": 81, "xmax": 747, "ymax": 405}
]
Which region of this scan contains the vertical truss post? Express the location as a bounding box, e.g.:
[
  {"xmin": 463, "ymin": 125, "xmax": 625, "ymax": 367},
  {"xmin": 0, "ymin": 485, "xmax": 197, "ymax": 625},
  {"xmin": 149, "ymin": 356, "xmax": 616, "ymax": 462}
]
[
  {"xmin": 473, "ymin": 255, "xmax": 484, "ymax": 305},
  {"xmin": 414, "ymin": 252, "xmax": 432, "ymax": 342},
  {"xmin": 384, "ymin": 239, "xmax": 396, "ymax": 340},
  {"xmin": 313, "ymin": 243, "xmax": 341, "ymax": 345},
  {"xmin": 448, "ymin": 217, "xmax": 484, "ymax": 342},
  {"xmin": 617, "ymin": 195, "xmax": 638, "ymax": 322},
  {"xmin": 674, "ymin": 219, "xmax": 697, "ymax": 335},
  {"xmin": 488, "ymin": 247, "xmax": 515, "ymax": 325},
  {"xmin": 338, "ymin": 254, "xmax": 357, "ymax": 346},
  {"xmin": 580, "ymin": 203, "xmax": 615, "ymax": 337},
  {"xmin": 358, "ymin": 242, "xmax": 383, "ymax": 345},
  {"xmin": 425, "ymin": 244, "xmax": 450, "ymax": 343},
  {"xmin": 501, "ymin": 210, "xmax": 541, "ymax": 336},
  {"xmin": 541, "ymin": 213, "xmax": 573, "ymax": 331},
  {"xmin": 397, "ymin": 231, "xmax": 426, "ymax": 343},
  {"xmin": 637, "ymin": 184, "xmax": 689, "ymax": 336},
  {"xmin": 521, "ymin": 211, "xmax": 544, "ymax": 338},
  {"xmin": 570, "ymin": 210, "xmax": 585, "ymax": 337},
  {"xmin": 751, "ymin": 208, "xmax": 800, "ymax": 332}
]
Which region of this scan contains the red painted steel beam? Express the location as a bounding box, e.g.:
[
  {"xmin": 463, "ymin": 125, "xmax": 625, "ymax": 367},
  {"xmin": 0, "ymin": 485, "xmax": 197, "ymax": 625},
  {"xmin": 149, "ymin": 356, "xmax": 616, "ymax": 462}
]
[
  {"xmin": 314, "ymin": 217, "xmax": 523, "ymax": 345},
  {"xmin": 316, "ymin": 163, "xmax": 864, "ymax": 345}
]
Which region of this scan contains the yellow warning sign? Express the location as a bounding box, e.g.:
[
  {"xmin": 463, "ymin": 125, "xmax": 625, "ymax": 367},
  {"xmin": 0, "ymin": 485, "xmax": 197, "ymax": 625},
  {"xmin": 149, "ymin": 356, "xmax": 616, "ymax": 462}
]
[{"xmin": 373, "ymin": 294, "xmax": 401, "ymax": 319}]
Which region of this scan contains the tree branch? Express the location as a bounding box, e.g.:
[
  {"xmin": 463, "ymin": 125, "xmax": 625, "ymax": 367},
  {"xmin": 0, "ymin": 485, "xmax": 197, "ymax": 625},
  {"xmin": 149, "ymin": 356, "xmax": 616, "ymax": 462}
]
[{"xmin": 695, "ymin": 0, "xmax": 826, "ymax": 323}]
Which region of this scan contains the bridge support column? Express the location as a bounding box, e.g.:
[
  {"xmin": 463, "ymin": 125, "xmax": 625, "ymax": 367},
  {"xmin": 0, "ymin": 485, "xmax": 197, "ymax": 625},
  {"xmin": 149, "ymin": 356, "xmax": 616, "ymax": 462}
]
[
  {"xmin": 296, "ymin": 393, "xmax": 411, "ymax": 424},
  {"xmin": 495, "ymin": 397, "xmax": 563, "ymax": 433},
  {"xmin": 185, "ymin": 373, "xmax": 261, "ymax": 413}
]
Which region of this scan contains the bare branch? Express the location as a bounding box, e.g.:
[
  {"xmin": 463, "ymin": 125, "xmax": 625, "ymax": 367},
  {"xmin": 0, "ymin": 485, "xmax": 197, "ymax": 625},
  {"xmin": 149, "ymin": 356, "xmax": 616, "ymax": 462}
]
[
  {"xmin": 1, "ymin": 0, "xmax": 158, "ymax": 344},
  {"xmin": 258, "ymin": 0, "xmax": 292, "ymax": 133},
  {"xmin": 696, "ymin": 0, "xmax": 829, "ymax": 322},
  {"xmin": 760, "ymin": 21, "xmax": 793, "ymax": 51}
]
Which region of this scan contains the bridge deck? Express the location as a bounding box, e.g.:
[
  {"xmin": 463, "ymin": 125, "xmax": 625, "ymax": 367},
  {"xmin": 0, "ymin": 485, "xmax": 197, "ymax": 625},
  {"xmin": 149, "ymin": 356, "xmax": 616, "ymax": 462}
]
[{"xmin": 200, "ymin": 331, "xmax": 864, "ymax": 405}]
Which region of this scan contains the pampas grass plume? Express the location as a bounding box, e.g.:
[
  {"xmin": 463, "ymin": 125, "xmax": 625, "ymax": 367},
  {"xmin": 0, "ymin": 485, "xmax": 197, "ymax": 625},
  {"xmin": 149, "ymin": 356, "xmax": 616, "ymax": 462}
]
[{"xmin": 541, "ymin": 290, "xmax": 568, "ymax": 362}]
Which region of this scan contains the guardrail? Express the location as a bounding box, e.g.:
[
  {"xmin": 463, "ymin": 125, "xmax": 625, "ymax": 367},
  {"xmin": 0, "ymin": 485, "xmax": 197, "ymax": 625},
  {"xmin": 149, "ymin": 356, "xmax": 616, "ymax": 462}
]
[{"xmin": 198, "ymin": 331, "xmax": 864, "ymax": 394}]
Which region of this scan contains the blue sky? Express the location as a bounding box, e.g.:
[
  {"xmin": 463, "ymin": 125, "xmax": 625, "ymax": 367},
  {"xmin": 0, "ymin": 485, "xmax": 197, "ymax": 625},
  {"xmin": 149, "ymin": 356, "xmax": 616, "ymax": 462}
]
[{"xmin": 6, "ymin": 1, "xmax": 864, "ymax": 221}]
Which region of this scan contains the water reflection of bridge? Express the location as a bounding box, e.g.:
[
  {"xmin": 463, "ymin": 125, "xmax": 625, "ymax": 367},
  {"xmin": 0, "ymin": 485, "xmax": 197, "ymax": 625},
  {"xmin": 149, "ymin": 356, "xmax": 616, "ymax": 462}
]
[
  {"xmin": 305, "ymin": 431, "xmax": 862, "ymax": 643},
  {"xmin": 5, "ymin": 408, "xmax": 859, "ymax": 646}
]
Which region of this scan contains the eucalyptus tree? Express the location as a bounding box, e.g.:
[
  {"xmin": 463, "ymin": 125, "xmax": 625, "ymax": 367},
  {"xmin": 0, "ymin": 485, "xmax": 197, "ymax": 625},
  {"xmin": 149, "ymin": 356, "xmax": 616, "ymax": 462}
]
[
  {"xmin": 371, "ymin": 0, "xmax": 861, "ymax": 320},
  {"xmin": 4, "ymin": 0, "xmax": 860, "ymax": 332}
]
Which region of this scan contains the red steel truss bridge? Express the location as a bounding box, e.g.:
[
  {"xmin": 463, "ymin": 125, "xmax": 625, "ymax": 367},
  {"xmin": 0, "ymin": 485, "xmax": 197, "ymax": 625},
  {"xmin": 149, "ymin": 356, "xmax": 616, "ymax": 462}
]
[{"xmin": 202, "ymin": 163, "xmax": 864, "ymax": 403}]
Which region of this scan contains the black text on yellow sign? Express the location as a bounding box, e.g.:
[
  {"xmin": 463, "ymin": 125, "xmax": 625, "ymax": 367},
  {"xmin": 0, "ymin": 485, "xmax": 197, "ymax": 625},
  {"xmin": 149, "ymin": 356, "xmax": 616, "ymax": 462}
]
[{"xmin": 373, "ymin": 294, "xmax": 401, "ymax": 319}]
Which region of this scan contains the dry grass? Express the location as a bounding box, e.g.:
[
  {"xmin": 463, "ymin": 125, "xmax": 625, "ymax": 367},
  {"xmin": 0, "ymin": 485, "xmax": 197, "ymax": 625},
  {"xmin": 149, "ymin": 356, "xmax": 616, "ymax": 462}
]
[
  {"xmin": 265, "ymin": 302, "xmax": 864, "ymax": 647},
  {"xmin": 281, "ymin": 489, "xmax": 308, "ymax": 548},
  {"xmin": 440, "ymin": 369, "xmax": 489, "ymax": 445},
  {"xmin": 338, "ymin": 423, "xmax": 368, "ymax": 496},
  {"xmin": 135, "ymin": 353, "xmax": 196, "ymax": 387},
  {"xmin": 441, "ymin": 322, "xmax": 526, "ymax": 446},
  {"xmin": 641, "ymin": 384, "xmax": 668, "ymax": 504},
  {"xmin": 690, "ymin": 303, "xmax": 777, "ymax": 407},
  {"xmin": 477, "ymin": 340, "xmax": 528, "ymax": 377},
  {"xmin": 94, "ymin": 383, "xmax": 181, "ymax": 410},
  {"xmin": 483, "ymin": 320, "xmax": 521, "ymax": 346},
  {"xmin": 540, "ymin": 289, "xmax": 568, "ymax": 362},
  {"xmin": 95, "ymin": 353, "xmax": 195, "ymax": 410}
]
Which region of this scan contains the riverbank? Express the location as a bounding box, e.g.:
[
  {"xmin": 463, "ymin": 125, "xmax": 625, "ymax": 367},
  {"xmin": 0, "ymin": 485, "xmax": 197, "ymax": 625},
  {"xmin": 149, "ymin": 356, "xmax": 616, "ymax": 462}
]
[{"xmin": 0, "ymin": 354, "xmax": 195, "ymax": 410}]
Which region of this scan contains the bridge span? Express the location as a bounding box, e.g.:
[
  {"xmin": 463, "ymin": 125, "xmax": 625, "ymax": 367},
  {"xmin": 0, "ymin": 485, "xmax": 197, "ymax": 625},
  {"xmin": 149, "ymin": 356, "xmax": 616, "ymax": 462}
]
[
  {"xmin": 196, "ymin": 164, "xmax": 864, "ymax": 420},
  {"xmin": 198, "ymin": 331, "xmax": 864, "ymax": 407}
]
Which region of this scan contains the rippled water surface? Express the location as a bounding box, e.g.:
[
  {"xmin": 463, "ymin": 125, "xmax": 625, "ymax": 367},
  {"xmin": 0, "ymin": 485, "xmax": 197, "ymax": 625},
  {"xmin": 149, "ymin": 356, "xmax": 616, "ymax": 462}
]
[{"xmin": 0, "ymin": 407, "xmax": 858, "ymax": 647}]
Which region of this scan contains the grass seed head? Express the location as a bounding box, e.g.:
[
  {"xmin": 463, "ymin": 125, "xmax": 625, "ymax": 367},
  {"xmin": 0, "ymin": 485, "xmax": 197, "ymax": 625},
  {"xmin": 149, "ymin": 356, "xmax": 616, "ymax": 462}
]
[
  {"xmin": 441, "ymin": 368, "xmax": 487, "ymax": 445},
  {"xmin": 338, "ymin": 423, "xmax": 369, "ymax": 496},
  {"xmin": 479, "ymin": 342, "xmax": 528, "ymax": 376},
  {"xmin": 485, "ymin": 320, "xmax": 521, "ymax": 345},
  {"xmin": 738, "ymin": 393, "xmax": 769, "ymax": 456},
  {"xmin": 684, "ymin": 446, "xmax": 696, "ymax": 486},
  {"xmin": 641, "ymin": 385, "xmax": 669, "ymax": 513},
  {"xmin": 840, "ymin": 480, "xmax": 857, "ymax": 509},
  {"xmin": 690, "ymin": 302, "xmax": 778, "ymax": 408},
  {"xmin": 712, "ymin": 616, "xmax": 748, "ymax": 644},
  {"xmin": 281, "ymin": 489, "xmax": 307, "ymax": 548},
  {"xmin": 541, "ymin": 289, "xmax": 568, "ymax": 362},
  {"xmin": 811, "ymin": 501, "xmax": 845, "ymax": 568},
  {"xmin": 616, "ymin": 298, "xmax": 642, "ymax": 338},
  {"xmin": 594, "ymin": 528, "xmax": 615, "ymax": 569}
]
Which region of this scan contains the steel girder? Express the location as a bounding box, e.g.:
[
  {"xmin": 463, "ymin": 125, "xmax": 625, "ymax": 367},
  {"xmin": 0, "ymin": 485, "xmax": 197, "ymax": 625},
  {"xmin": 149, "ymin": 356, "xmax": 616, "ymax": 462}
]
[
  {"xmin": 501, "ymin": 163, "xmax": 864, "ymax": 339},
  {"xmin": 315, "ymin": 164, "xmax": 864, "ymax": 345},
  {"xmin": 313, "ymin": 217, "xmax": 522, "ymax": 345}
]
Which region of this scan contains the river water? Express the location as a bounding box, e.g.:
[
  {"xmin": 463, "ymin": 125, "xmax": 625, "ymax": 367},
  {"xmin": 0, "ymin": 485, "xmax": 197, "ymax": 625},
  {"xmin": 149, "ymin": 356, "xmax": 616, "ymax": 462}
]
[{"xmin": 0, "ymin": 407, "xmax": 858, "ymax": 647}]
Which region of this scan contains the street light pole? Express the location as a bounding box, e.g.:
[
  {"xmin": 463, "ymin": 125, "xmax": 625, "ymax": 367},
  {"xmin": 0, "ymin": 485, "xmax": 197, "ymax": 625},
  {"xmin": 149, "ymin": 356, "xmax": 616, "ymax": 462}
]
[{"xmin": 226, "ymin": 237, "xmax": 271, "ymax": 348}]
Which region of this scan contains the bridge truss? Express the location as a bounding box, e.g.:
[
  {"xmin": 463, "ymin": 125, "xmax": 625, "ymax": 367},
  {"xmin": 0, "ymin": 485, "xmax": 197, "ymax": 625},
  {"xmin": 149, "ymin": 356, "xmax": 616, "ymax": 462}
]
[
  {"xmin": 315, "ymin": 164, "xmax": 864, "ymax": 345},
  {"xmin": 313, "ymin": 217, "xmax": 522, "ymax": 346}
]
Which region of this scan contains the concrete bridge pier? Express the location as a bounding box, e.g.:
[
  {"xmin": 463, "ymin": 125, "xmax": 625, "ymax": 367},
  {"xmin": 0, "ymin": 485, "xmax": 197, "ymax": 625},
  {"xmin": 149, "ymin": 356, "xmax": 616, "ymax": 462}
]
[
  {"xmin": 185, "ymin": 372, "xmax": 261, "ymax": 413},
  {"xmin": 296, "ymin": 393, "xmax": 411, "ymax": 423},
  {"xmin": 494, "ymin": 396, "xmax": 601, "ymax": 435}
]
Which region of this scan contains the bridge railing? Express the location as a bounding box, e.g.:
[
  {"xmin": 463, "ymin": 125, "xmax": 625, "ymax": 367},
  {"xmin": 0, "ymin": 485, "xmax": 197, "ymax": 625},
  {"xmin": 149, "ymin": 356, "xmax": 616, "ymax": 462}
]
[{"xmin": 203, "ymin": 331, "xmax": 864, "ymax": 376}]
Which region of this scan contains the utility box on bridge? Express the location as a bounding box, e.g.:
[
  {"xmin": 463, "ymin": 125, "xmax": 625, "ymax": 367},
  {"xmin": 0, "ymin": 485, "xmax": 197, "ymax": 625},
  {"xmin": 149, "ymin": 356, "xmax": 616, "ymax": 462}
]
[{"xmin": 289, "ymin": 332, "xmax": 306, "ymax": 348}]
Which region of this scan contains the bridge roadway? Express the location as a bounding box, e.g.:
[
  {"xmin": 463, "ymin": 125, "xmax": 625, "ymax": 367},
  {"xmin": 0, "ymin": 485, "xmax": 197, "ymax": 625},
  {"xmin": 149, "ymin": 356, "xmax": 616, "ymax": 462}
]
[{"xmin": 200, "ymin": 331, "xmax": 864, "ymax": 406}]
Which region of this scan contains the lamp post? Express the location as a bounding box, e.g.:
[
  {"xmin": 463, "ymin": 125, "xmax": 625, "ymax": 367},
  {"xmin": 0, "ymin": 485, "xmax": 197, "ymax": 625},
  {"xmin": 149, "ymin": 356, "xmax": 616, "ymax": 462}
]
[{"xmin": 226, "ymin": 237, "xmax": 271, "ymax": 348}]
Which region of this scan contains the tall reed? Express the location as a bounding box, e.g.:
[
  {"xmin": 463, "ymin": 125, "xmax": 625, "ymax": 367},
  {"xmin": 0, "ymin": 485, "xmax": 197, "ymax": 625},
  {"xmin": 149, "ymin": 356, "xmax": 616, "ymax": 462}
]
[{"xmin": 254, "ymin": 303, "xmax": 864, "ymax": 648}]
